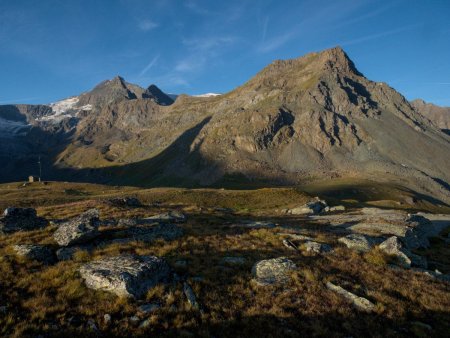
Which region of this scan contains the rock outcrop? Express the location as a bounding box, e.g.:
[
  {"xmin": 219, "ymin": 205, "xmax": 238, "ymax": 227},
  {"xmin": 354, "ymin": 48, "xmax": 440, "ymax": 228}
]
[
  {"xmin": 338, "ymin": 234, "xmax": 379, "ymax": 252},
  {"xmin": 288, "ymin": 198, "xmax": 328, "ymax": 215},
  {"xmin": 379, "ymin": 236, "xmax": 427, "ymax": 269},
  {"xmin": 79, "ymin": 254, "xmax": 171, "ymax": 298},
  {"xmin": 326, "ymin": 282, "xmax": 375, "ymax": 312},
  {"xmin": 53, "ymin": 209, "xmax": 100, "ymax": 246},
  {"xmin": 252, "ymin": 257, "xmax": 297, "ymax": 286},
  {"xmin": 13, "ymin": 244, "xmax": 55, "ymax": 264}
]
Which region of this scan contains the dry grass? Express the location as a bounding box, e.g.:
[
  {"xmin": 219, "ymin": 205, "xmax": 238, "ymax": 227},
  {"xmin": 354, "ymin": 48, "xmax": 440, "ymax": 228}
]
[{"xmin": 0, "ymin": 182, "xmax": 449, "ymax": 337}]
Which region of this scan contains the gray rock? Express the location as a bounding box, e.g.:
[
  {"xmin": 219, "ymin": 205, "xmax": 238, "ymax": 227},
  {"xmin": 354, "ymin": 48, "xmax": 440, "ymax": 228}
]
[
  {"xmin": 232, "ymin": 220, "xmax": 276, "ymax": 229},
  {"xmin": 304, "ymin": 241, "xmax": 332, "ymax": 254},
  {"xmin": 277, "ymin": 233, "xmax": 314, "ymax": 241},
  {"xmin": 221, "ymin": 256, "xmax": 246, "ymax": 265},
  {"xmin": 326, "ymin": 281, "xmax": 375, "ymax": 312},
  {"xmin": 309, "ymin": 209, "xmax": 449, "ymax": 250},
  {"xmin": 289, "ymin": 198, "xmax": 328, "ymax": 215},
  {"xmin": 53, "ymin": 209, "xmax": 100, "ymax": 247},
  {"xmin": 329, "ymin": 205, "xmax": 346, "ymax": 212},
  {"xmin": 129, "ymin": 316, "xmax": 140, "ymax": 323},
  {"xmin": 79, "ymin": 254, "xmax": 171, "ymax": 298},
  {"xmin": 139, "ymin": 319, "xmax": 151, "ymax": 328},
  {"xmin": 282, "ymin": 238, "xmax": 299, "ymax": 250},
  {"xmin": 411, "ymin": 268, "xmax": 447, "ymax": 281},
  {"xmin": 252, "ymin": 257, "xmax": 297, "ymax": 286},
  {"xmin": 183, "ymin": 282, "xmax": 200, "ymax": 310},
  {"xmin": 379, "ymin": 236, "xmax": 427, "ymax": 269},
  {"xmin": 117, "ymin": 218, "xmax": 138, "ymax": 227},
  {"xmin": 0, "ymin": 207, "xmax": 47, "ymax": 234},
  {"xmin": 138, "ymin": 303, "xmax": 160, "ymax": 314},
  {"xmin": 0, "ymin": 306, "xmax": 7, "ymax": 314},
  {"xmin": 379, "ymin": 236, "xmax": 412, "ymax": 268},
  {"xmin": 143, "ymin": 211, "xmax": 186, "ymax": 223},
  {"xmin": 13, "ymin": 244, "xmax": 55, "ymax": 264},
  {"xmin": 338, "ymin": 234, "xmax": 378, "ymax": 252},
  {"xmin": 103, "ymin": 314, "xmax": 111, "ymax": 325}
]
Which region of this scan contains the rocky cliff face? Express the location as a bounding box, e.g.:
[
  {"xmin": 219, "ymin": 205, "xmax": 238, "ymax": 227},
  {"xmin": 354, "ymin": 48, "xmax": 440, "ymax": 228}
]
[
  {"xmin": 411, "ymin": 99, "xmax": 450, "ymax": 133},
  {"xmin": 1, "ymin": 47, "xmax": 449, "ymax": 203}
]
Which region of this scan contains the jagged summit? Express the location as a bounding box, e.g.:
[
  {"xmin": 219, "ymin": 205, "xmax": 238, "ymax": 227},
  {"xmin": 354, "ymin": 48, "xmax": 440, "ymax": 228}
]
[
  {"xmin": 142, "ymin": 84, "xmax": 174, "ymax": 106},
  {"xmin": 77, "ymin": 75, "xmax": 139, "ymax": 107},
  {"xmin": 0, "ymin": 47, "xmax": 449, "ymax": 204}
]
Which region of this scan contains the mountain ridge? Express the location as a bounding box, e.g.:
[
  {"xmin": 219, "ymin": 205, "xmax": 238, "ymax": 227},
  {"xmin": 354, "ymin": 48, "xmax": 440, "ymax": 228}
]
[{"xmin": 0, "ymin": 46, "xmax": 449, "ymax": 205}]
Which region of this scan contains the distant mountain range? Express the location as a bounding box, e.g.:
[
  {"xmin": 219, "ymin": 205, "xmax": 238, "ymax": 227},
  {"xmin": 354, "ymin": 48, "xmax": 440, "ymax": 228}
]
[{"xmin": 0, "ymin": 47, "xmax": 449, "ymax": 204}]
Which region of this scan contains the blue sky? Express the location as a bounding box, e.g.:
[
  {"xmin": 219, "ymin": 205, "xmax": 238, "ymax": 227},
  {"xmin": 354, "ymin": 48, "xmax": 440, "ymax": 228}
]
[{"xmin": 0, "ymin": 0, "xmax": 449, "ymax": 105}]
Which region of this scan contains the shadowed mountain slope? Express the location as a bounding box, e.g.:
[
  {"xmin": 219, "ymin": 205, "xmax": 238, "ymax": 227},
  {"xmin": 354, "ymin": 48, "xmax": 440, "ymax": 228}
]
[{"xmin": 1, "ymin": 47, "xmax": 450, "ymax": 204}]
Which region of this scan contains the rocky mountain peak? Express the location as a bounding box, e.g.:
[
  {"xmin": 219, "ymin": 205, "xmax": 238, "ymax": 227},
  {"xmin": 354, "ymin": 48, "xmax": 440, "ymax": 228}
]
[
  {"xmin": 316, "ymin": 46, "xmax": 362, "ymax": 76},
  {"xmin": 77, "ymin": 76, "xmax": 138, "ymax": 107},
  {"xmin": 142, "ymin": 84, "xmax": 174, "ymax": 106}
]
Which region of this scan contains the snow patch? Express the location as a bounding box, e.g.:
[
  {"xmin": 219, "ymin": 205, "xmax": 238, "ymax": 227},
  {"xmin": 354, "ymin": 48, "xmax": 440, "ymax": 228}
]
[
  {"xmin": 193, "ymin": 93, "xmax": 221, "ymax": 98},
  {"xmin": 49, "ymin": 97, "xmax": 79, "ymax": 115},
  {"xmin": 0, "ymin": 117, "xmax": 31, "ymax": 137}
]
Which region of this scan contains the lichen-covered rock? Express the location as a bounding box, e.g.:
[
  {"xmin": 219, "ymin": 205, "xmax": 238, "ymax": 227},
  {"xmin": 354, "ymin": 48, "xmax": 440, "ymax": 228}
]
[
  {"xmin": 252, "ymin": 257, "xmax": 296, "ymax": 286},
  {"xmin": 338, "ymin": 234, "xmax": 378, "ymax": 252},
  {"xmin": 13, "ymin": 244, "xmax": 55, "ymax": 264},
  {"xmin": 79, "ymin": 254, "xmax": 171, "ymax": 298},
  {"xmin": 289, "ymin": 198, "xmax": 328, "ymax": 215},
  {"xmin": 143, "ymin": 211, "xmax": 186, "ymax": 223},
  {"xmin": 379, "ymin": 236, "xmax": 427, "ymax": 269},
  {"xmin": 0, "ymin": 207, "xmax": 47, "ymax": 234},
  {"xmin": 304, "ymin": 241, "xmax": 332, "ymax": 254},
  {"xmin": 326, "ymin": 282, "xmax": 375, "ymax": 312},
  {"xmin": 53, "ymin": 209, "xmax": 100, "ymax": 246}
]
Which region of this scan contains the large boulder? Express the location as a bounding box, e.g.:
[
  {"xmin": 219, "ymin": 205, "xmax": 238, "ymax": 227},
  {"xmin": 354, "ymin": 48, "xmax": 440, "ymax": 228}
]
[
  {"xmin": 53, "ymin": 209, "xmax": 100, "ymax": 246},
  {"xmin": 289, "ymin": 198, "xmax": 328, "ymax": 215},
  {"xmin": 304, "ymin": 241, "xmax": 332, "ymax": 254},
  {"xmin": 379, "ymin": 236, "xmax": 427, "ymax": 269},
  {"xmin": 0, "ymin": 208, "xmax": 47, "ymax": 234},
  {"xmin": 13, "ymin": 244, "xmax": 55, "ymax": 264},
  {"xmin": 338, "ymin": 234, "xmax": 378, "ymax": 252},
  {"xmin": 79, "ymin": 254, "xmax": 171, "ymax": 298},
  {"xmin": 252, "ymin": 257, "xmax": 297, "ymax": 286}
]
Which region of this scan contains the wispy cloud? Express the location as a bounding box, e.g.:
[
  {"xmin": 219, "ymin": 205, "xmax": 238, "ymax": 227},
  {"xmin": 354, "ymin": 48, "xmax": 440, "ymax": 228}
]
[
  {"xmin": 184, "ymin": 0, "xmax": 210, "ymax": 16},
  {"xmin": 174, "ymin": 36, "xmax": 236, "ymax": 73},
  {"xmin": 139, "ymin": 54, "xmax": 160, "ymax": 77},
  {"xmin": 138, "ymin": 19, "xmax": 159, "ymax": 31},
  {"xmin": 257, "ymin": 1, "xmax": 367, "ymax": 53},
  {"xmin": 339, "ymin": 24, "xmax": 420, "ymax": 46}
]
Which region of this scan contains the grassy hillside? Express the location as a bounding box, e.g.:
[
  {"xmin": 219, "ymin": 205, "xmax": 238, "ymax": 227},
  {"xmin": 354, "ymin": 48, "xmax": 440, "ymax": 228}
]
[{"xmin": 0, "ymin": 182, "xmax": 449, "ymax": 337}]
